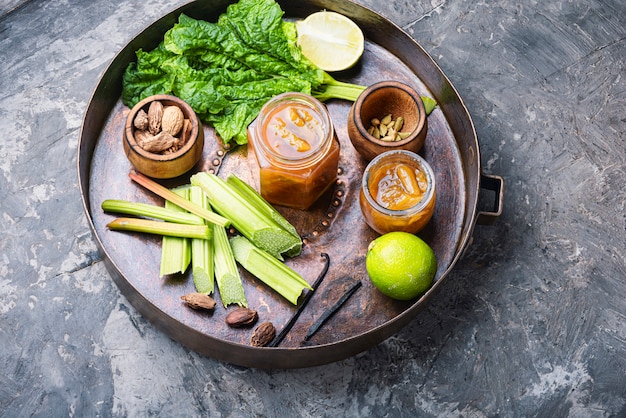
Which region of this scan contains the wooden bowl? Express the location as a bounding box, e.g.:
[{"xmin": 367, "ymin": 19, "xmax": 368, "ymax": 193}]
[
  {"xmin": 123, "ymin": 94, "xmax": 204, "ymax": 179},
  {"xmin": 347, "ymin": 81, "xmax": 427, "ymax": 161}
]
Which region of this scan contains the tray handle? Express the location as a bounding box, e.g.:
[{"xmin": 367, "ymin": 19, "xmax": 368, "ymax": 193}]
[{"xmin": 476, "ymin": 173, "xmax": 504, "ymax": 225}]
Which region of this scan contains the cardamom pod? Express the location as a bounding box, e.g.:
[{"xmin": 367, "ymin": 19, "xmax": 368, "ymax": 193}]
[
  {"xmin": 134, "ymin": 109, "xmax": 149, "ymax": 131},
  {"xmin": 147, "ymin": 100, "xmax": 164, "ymax": 135},
  {"xmin": 180, "ymin": 293, "xmax": 216, "ymax": 311},
  {"xmin": 139, "ymin": 131, "xmax": 177, "ymax": 153}
]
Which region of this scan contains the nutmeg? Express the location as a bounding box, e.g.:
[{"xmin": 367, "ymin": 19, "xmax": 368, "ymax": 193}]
[
  {"xmin": 161, "ymin": 105, "xmax": 184, "ymax": 136},
  {"xmin": 225, "ymin": 307, "xmax": 258, "ymax": 328},
  {"xmin": 250, "ymin": 322, "xmax": 276, "ymax": 347}
]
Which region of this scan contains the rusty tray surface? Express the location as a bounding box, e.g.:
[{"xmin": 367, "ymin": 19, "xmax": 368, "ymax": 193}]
[{"xmin": 78, "ymin": 0, "xmax": 487, "ymax": 368}]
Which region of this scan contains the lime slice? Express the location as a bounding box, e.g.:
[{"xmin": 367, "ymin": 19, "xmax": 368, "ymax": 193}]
[{"xmin": 296, "ymin": 11, "xmax": 365, "ymax": 72}]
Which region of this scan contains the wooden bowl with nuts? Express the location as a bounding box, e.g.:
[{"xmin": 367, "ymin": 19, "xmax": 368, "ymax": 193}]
[
  {"xmin": 123, "ymin": 94, "xmax": 204, "ymax": 179},
  {"xmin": 347, "ymin": 80, "xmax": 427, "ymax": 161}
]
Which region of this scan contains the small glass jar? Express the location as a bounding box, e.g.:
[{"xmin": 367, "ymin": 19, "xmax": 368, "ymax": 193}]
[
  {"xmin": 360, "ymin": 150, "xmax": 436, "ymax": 234},
  {"xmin": 248, "ymin": 92, "xmax": 340, "ymax": 210}
]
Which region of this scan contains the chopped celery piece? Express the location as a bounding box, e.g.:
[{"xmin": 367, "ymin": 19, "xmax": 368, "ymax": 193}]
[
  {"xmin": 160, "ymin": 187, "xmax": 191, "ymax": 277},
  {"xmin": 129, "ymin": 170, "xmax": 230, "ymax": 227},
  {"xmin": 189, "ymin": 186, "xmax": 214, "ymax": 294},
  {"xmin": 106, "ymin": 218, "xmax": 210, "ymax": 239},
  {"xmin": 213, "ymin": 224, "xmax": 247, "ymax": 307},
  {"xmin": 226, "ymin": 175, "xmax": 299, "ymax": 240},
  {"xmin": 190, "ymin": 172, "xmax": 302, "ymax": 260},
  {"xmin": 102, "ymin": 199, "xmax": 204, "ymax": 225},
  {"xmin": 230, "ymin": 236, "xmax": 312, "ymax": 305}
]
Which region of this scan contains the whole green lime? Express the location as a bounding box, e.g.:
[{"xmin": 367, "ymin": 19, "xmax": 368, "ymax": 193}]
[{"xmin": 365, "ymin": 231, "xmax": 437, "ymax": 300}]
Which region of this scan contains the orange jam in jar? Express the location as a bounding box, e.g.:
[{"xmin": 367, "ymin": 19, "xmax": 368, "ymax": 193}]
[
  {"xmin": 248, "ymin": 92, "xmax": 340, "ymax": 210},
  {"xmin": 360, "ymin": 150, "xmax": 436, "ymax": 234}
]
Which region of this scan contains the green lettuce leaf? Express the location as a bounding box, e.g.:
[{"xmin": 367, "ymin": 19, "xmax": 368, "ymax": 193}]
[{"xmin": 122, "ymin": 0, "xmax": 365, "ymax": 145}]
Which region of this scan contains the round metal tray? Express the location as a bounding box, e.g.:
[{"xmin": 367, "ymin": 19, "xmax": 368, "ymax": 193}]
[{"xmin": 78, "ymin": 0, "xmax": 502, "ymax": 368}]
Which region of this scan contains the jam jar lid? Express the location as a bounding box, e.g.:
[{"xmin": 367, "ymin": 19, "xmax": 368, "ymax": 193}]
[{"xmin": 253, "ymin": 92, "xmax": 334, "ymax": 168}]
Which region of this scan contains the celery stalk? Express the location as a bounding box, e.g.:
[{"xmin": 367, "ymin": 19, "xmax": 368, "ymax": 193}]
[
  {"xmin": 230, "ymin": 236, "xmax": 312, "ymax": 305},
  {"xmin": 106, "ymin": 218, "xmax": 210, "ymax": 239},
  {"xmin": 129, "ymin": 170, "xmax": 230, "ymax": 227},
  {"xmin": 160, "ymin": 187, "xmax": 191, "ymax": 277},
  {"xmin": 225, "ymin": 175, "xmax": 299, "ymax": 240},
  {"xmin": 213, "ymin": 223, "xmax": 247, "ymax": 307},
  {"xmin": 189, "ymin": 186, "xmax": 214, "ymax": 294},
  {"xmin": 190, "ymin": 172, "xmax": 302, "ymax": 260},
  {"xmin": 102, "ymin": 199, "xmax": 204, "ymax": 225}
]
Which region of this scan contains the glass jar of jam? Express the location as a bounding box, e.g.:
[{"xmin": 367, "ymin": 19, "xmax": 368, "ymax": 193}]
[
  {"xmin": 360, "ymin": 150, "xmax": 436, "ymax": 234},
  {"xmin": 248, "ymin": 92, "xmax": 340, "ymax": 210}
]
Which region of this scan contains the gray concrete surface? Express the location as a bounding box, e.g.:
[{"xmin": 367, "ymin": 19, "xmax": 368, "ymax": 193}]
[
  {"xmin": 0, "ymin": 0, "xmax": 26, "ymax": 16},
  {"xmin": 1, "ymin": 0, "xmax": 625, "ymax": 416}
]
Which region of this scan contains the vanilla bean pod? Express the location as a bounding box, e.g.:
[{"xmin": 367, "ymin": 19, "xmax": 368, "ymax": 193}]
[
  {"xmin": 304, "ymin": 279, "xmax": 362, "ymax": 342},
  {"xmin": 268, "ymin": 253, "xmax": 330, "ymax": 347}
]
